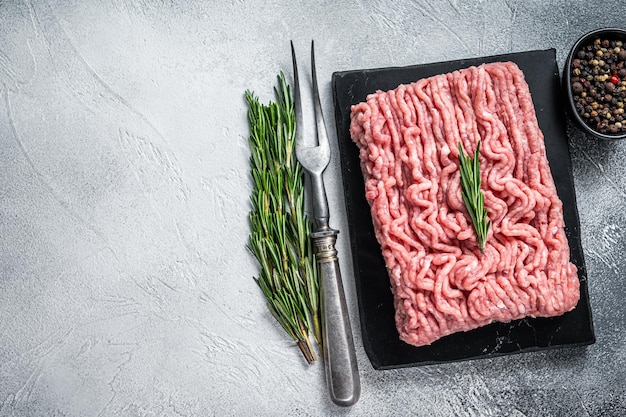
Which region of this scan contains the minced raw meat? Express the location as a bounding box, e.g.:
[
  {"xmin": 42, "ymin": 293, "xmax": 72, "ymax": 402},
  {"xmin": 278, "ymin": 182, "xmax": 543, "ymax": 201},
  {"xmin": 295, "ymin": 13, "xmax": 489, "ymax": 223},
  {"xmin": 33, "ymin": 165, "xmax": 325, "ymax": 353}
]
[{"xmin": 349, "ymin": 61, "xmax": 580, "ymax": 347}]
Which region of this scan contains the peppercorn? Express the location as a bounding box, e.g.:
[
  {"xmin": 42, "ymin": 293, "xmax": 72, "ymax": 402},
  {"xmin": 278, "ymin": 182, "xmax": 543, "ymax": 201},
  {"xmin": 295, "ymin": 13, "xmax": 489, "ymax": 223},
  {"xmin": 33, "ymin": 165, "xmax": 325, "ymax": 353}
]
[
  {"xmin": 571, "ymin": 81, "xmax": 582, "ymax": 94},
  {"xmin": 619, "ymin": 50, "xmax": 626, "ymax": 61},
  {"xmin": 598, "ymin": 119, "xmax": 609, "ymax": 131}
]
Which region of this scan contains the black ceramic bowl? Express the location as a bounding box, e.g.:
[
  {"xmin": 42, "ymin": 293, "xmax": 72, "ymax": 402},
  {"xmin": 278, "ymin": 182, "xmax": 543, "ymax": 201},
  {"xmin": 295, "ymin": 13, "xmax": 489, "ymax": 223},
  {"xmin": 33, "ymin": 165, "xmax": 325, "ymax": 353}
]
[{"xmin": 563, "ymin": 27, "xmax": 626, "ymax": 140}]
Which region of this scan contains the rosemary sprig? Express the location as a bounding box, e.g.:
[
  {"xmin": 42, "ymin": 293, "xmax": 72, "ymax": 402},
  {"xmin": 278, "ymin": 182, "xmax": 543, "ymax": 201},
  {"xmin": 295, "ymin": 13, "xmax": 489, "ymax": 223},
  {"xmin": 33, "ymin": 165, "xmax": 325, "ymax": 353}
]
[
  {"xmin": 245, "ymin": 73, "xmax": 321, "ymax": 364},
  {"xmin": 458, "ymin": 141, "xmax": 491, "ymax": 253}
]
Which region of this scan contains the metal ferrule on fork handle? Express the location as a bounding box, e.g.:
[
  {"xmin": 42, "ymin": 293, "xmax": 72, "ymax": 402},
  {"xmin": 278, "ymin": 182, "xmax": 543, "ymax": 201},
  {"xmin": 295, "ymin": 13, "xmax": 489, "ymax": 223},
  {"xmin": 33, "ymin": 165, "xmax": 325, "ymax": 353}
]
[{"xmin": 311, "ymin": 229, "xmax": 339, "ymax": 263}]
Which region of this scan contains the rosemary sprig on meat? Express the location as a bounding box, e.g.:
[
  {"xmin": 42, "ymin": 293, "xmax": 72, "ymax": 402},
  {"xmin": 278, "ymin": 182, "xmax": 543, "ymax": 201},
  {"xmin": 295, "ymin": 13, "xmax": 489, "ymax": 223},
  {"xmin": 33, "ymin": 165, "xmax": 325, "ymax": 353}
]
[
  {"xmin": 245, "ymin": 73, "xmax": 321, "ymax": 364},
  {"xmin": 458, "ymin": 141, "xmax": 491, "ymax": 253}
]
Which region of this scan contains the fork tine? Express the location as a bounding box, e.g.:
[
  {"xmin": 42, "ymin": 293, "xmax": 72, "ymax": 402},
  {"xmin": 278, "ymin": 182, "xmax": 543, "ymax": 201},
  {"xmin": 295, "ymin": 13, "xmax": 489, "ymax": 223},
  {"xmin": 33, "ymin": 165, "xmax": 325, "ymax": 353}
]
[
  {"xmin": 311, "ymin": 40, "xmax": 330, "ymax": 155},
  {"xmin": 290, "ymin": 41, "xmax": 303, "ymax": 149}
]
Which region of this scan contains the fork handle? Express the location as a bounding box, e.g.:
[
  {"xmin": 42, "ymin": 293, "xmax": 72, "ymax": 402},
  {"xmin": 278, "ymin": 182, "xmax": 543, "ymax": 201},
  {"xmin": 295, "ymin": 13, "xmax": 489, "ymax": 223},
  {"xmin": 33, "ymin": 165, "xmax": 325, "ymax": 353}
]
[{"xmin": 312, "ymin": 229, "xmax": 360, "ymax": 407}]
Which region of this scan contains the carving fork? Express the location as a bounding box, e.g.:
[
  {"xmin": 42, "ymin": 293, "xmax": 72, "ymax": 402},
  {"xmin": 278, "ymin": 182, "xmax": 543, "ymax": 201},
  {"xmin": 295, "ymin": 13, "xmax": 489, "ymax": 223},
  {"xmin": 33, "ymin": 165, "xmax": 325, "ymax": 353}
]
[{"xmin": 290, "ymin": 40, "xmax": 360, "ymax": 407}]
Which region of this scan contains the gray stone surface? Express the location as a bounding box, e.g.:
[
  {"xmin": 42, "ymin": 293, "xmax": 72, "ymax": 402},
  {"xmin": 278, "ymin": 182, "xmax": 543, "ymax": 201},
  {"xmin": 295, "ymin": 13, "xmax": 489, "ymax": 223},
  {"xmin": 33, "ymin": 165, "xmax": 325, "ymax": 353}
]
[{"xmin": 0, "ymin": 0, "xmax": 624, "ymax": 416}]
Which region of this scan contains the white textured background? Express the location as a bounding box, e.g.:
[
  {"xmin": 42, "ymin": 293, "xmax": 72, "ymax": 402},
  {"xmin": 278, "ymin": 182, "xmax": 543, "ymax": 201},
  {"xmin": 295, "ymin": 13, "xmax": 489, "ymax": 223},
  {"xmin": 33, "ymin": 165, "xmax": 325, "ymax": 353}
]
[{"xmin": 1, "ymin": 1, "xmax": 625, "ymax": 416}]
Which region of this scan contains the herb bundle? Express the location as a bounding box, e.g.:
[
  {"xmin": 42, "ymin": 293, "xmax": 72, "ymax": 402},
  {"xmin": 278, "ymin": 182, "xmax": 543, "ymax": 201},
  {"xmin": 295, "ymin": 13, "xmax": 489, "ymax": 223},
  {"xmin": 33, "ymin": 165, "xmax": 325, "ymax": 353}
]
[
  {"xmin": 245, "ymin": 73, "xmax": 321, "ymax": 364},
  {"xmin": 458, "ymin": 141, "xmax": 491, "ymax": 253}
]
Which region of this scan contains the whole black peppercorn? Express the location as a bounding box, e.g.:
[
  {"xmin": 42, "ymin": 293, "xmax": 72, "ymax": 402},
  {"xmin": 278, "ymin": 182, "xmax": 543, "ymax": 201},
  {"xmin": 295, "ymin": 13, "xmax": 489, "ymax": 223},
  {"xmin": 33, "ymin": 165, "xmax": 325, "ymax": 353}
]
[
  {"xmin": 619, "ymin": 50, "xmax": 626, "ymax": 61},
  {"xmin": 572, "ymin": 81, "xmax": 584, "ymax": 94}
]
